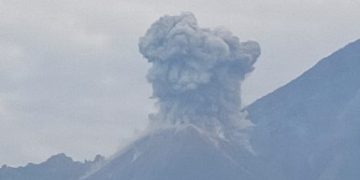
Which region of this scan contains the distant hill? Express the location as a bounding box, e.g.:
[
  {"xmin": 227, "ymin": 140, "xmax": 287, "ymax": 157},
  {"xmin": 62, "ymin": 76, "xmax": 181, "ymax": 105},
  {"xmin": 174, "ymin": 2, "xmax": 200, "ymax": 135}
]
[{"xmin": 0, "ymin": 153, "xmax": 104, "ymax": 180}]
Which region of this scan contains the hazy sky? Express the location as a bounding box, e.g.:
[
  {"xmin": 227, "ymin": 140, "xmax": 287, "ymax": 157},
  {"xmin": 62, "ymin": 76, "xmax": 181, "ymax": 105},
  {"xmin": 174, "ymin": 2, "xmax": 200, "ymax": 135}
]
[{"xmin": 1, "ymin": 0, "xmax": 360, "ymax": 166}]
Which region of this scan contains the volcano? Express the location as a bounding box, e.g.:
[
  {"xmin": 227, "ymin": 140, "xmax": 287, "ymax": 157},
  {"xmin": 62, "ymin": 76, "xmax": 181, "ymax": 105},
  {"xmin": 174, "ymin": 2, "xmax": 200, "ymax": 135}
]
[{"xmin": 82, "ymin": 12, "xmax": 269, "ymax": 180}]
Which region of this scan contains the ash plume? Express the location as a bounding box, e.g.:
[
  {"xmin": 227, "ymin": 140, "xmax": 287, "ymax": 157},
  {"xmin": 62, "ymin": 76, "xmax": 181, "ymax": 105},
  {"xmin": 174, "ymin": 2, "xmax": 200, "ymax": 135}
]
[{"xmin": 139, "ymin": 13, "xmax": 260, "ymax": 134}]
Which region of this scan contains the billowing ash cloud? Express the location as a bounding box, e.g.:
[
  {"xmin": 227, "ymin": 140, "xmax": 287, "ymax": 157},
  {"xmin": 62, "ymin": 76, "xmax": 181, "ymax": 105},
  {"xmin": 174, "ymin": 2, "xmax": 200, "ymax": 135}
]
[{"xmin": 139, "ymin": 13, "xmax": 260, "ymax": 133}]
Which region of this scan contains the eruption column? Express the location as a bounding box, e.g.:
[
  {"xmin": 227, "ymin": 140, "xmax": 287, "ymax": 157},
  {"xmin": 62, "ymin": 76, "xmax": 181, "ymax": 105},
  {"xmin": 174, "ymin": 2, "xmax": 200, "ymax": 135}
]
[{"xmin": 139, "ymin": 13, "xmax": 260, "ymax": 134}]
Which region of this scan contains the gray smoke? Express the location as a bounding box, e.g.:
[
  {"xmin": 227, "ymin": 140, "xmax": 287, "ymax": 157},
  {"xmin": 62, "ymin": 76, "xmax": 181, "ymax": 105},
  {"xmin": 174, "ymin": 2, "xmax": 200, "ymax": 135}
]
[{"xmin": 139, "ymin": 13, "xmax": 260, "ymax": 134}]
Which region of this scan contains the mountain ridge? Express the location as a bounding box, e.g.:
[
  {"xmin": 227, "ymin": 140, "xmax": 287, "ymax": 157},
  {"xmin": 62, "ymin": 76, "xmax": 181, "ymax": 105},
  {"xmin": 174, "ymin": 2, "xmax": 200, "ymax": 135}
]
[
  {"xmin": 0, "ymin": 153, "xmax": 104, "ymax": 180},
  {"xmin": 247, "ymin": 38, "xmax": 360, "ymax": 180}
]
